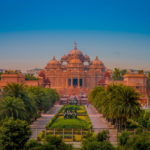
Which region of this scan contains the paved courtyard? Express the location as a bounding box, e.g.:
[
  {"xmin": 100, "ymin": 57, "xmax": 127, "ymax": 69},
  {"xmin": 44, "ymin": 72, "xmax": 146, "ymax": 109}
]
[
  {"xmin": 30, "ymin": 105, "xmax": 62, "ymax": 139},
  {"xmin": 85, "ymin": 105, "xmax": 117, "ymax": 142}
]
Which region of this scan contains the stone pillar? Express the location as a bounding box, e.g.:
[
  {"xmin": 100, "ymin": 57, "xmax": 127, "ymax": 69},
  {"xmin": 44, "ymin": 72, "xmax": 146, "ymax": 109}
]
[
  {"xmin": 78, "ymin": 78, "xmax": 80, "ymax": 87},
  {"xmin": 82, "ymin": 78, "xmax": 84, "ymax": 88},
  {"xmin": 71, "ymin": 77, "xmax": 73, "ymax": 87},
  {"xmin": 66, "ymin": 78, "xmax": 68, "ymax": 87}
]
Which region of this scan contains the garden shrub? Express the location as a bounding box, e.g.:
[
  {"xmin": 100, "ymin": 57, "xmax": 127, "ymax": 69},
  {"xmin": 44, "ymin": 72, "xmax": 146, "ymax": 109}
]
[
  {"xmin": 144, "ymin": 111, "xmax": 150, "ymax": 121},
  {"xmin": 46, "ymin": 135, "xmax": 62, "ymax": 149},
  {"xmin": 147, "ymin": 121, "xmax": 150, "ymax": 131},
  {"xmin": 65, "ymin": 105, "xmax": 82, "ymax": 110},
  {"xmin": 59, "ymin": 134, "xmax": 75, "ymax": 139},
  {"xmin": 83, "ymin": 105, "xmax": 87, "ymax": 113},
  {"xmin": 96, "ymin": 130, "xmax": 109, "ymax": 142},
  {"xmin": 37, "ymin": 131, "xmax": 45, "ymax": 141},
  {"xmin": 129, "ymin": 122, "xmax": 139, "ymax": 128},
  {"xmin": 127, "ymin": 120, "xmax": 132, "ymax": 128},
  {"xmin": 58, "ymin": 105, "xmax": 65, "ymax": 113},
  {"xmin": 138, "ymin": 118, "xmax": 147, "ymax": 128},
  {"xmin": 25, "ymin": 139, "xmax": 42, "ymax": 150},
  {"xmin": 135, "ymin": 127, "xmax": 143, "ymax": 134},
  {"xmin": 118, "ymin": 131, "xmax": 129, "ymax": 146},
  {"xmin": 46, "ymin": 113, "xmax": 59, "ymax": 128}
]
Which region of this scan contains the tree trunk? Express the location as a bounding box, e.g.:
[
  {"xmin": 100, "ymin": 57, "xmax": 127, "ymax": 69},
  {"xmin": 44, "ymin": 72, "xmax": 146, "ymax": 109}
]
[{"xmin": 125, "ymin": 117, "xmax": 127, "ymax": 129}]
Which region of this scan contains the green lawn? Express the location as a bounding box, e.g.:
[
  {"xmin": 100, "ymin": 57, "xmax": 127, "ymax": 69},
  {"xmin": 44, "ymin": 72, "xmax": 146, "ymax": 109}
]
[{"xmin": 50, "ymin": 118, "xmax": 88, "ymax": 128}]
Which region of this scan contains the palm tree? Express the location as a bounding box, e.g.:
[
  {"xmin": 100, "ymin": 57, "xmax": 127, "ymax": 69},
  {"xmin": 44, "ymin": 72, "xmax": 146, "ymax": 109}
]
[
  {"xmin": 2, "ymin": 83, "xmax": 27, "ymax": 98},
  {"xmin": 2, "ymin": 83, "xmax": 37, "ymax": 122},
  {"xmin": 111, "ymin": 85, "xmax": 141, "ymax": 130},
  {"xmin": 88, "ymin": 86, "xmax": 105, "ymax": 103},
  {"xmin": 0, "ymin": 96, "xmax": 26, "ymax": 120},
  {"xmin": 25, "ymin": 74, "xmax": 38, "ymax": 80}
]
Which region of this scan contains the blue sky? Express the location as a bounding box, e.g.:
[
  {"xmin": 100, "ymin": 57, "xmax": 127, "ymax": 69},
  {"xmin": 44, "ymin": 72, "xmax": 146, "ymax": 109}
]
[{"xmin": 0, "ymin": 0, "xmax": 150, "ymax": 72}]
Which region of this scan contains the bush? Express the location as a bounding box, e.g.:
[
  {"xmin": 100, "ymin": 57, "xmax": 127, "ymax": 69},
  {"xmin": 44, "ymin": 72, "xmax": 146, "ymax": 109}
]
[
  {"xmin": 129, "ymin": 122, "xmax": 139, "ymax": 128},
  {"xmin": 135, "ymin": 128, "xmax": 143, "ymax": 134},
  {"xmin": 147, "ymin": 121, "xmax": 150, "ymax": 131},
  {"xmin": 65, "ymin": 105, "xmax": 82, "ymax": 110},
  {"xmin": 25, "ymin": 139, "xmax": 42, "ymax": 150},
  {"xmin": 59, "ymin": 134, "xmax": 75, "ymax": 139},
  {"xmin": 144, "ymin": 111, "xmax": 150, "ymax": 121},
  {"xmin": 0, "ymin": 118, "xmax": 31, "ymax": 150},
  {"xmin": 46, "ymin": 113, "xmax": 59, "ymax": 128},
  {"xmin": 58, "ymin": 105, "xmax": 65, "ymax": 113},
  {"xmin": 46, "ymin": 135, "xmax": 62, "ymax": 149},
  {"xmin": 37, "ymin": 131, "xmax": 45, "ymax": 141},
  {"xmin": 138, "ymin": 118, "xmax": 147, "ymax": 128},
  {"xmin": 118, "ymin": 131, "xmax": 129, "ymax": 146},
  {"xmin": 127, "ymin": 120, "xmax": 132, "ymax": 128},
  {"xmin": 96, "ymin": 130, "xmax": 109, "ymax": 142}
]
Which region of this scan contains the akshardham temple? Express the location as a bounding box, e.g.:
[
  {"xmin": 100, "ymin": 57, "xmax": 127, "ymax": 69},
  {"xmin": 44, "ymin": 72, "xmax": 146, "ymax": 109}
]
[{"xmin": 42, "ymin": 44, "xmax": 106, "ymax": 95}]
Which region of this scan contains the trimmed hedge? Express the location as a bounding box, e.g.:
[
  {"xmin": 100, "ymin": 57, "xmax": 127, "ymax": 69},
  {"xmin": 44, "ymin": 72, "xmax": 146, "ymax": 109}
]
[
  {"xmin": 37, "ymin": 131, "xmax": 45, "ymax": 141},
  {"xmin": 58, "ymin": 105, "xmax": 65, "ymax": 113},
  {"xmin": 46, "ymin": 113, "xmax": 59, "ymax": 129},
  {"xmin": 59, "ymin": 134, "xmax": 75, "ymax": 138},
  {"xmin": 65, "ymin": 105, "xmax": 82, "ymax": 110}
]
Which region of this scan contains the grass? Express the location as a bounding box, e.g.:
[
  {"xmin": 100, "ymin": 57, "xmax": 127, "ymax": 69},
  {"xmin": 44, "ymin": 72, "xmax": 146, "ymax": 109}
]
[{"xmin": 50, "ymin": 118, "xmax": 88, "ymax": 128}]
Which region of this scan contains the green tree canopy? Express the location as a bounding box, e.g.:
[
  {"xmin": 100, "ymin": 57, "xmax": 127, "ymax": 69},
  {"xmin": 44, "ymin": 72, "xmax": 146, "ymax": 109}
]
[
  {"xmin": 0, "ymin": 118, "xmax": 31, "ymax": 150},
  {"xmin": 0, "ymin": 96, "xmax": 26, "ymax": 120},
  {"xmin": 112, "ymin": 68, "xmax": 127, "ymax": 80}
]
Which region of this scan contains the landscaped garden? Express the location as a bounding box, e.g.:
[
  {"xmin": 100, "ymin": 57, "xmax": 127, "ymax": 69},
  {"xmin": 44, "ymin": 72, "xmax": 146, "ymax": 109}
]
[{"xmin": 38, "ymin": 105, "xmax": 94, "ymax": 142}]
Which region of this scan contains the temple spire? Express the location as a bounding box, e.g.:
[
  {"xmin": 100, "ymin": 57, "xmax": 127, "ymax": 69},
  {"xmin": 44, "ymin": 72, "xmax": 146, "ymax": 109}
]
[{"xmin": 74, "ymin": 41, "xmax": 77, "ymax": 49}]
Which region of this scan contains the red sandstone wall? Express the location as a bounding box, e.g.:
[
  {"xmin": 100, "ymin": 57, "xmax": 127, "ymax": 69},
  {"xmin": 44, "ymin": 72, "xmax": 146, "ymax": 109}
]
[{"xmin": 24, "ymin": 80, "xmax": 39, "ymax": 86}]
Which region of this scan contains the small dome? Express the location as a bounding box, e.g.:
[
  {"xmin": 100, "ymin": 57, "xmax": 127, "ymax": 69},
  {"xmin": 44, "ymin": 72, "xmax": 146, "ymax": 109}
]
[
  {"xmin": 69, "ymin": 57, "xmax": 82, "ymax": 64},
  {"xmin": 92, "ymin": 56, "xmax": 103, "ymax": 65},
  {"xmin": 61, "ymin": 54, "xmax": 67, "ymax": 59},
  {"xmin": 45, "ymin": 56, "xmax": 61, "ymax": 69},
  {"xmin": 66, "ymin": 55, "xmax": 84, "ymax": 68},
  {"xmin": 38, "ymin": 69, "xmax": 45, "ymax": 78},
  {"xmin": 84, "ymin": 54, "xmax": 90, "ymax": 59},
  {"xmin": 90, "ymin": 56, "xmax": 106, "ymax": 69},
  {"xmin": 48, "ymin": 56, "xmax": 60, "ymax": 65},
  {"xmin": 68, "ymin": 45, "xmax": 83, "ymax": 56}
]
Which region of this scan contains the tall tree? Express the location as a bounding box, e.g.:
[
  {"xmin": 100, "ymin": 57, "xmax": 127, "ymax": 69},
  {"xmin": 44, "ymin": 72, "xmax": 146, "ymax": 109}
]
[
  {"xmin": 0, "ymin": 118, "xmax": 31, "ymax": 150},
  {"xmin": 0, "ymin": 96, "xmax": 26, "ymax": 120},
  {"xmin": 111, "ymin": 85, "xmax": 141, "ymax": 129},
  {"xmin": 112, "ymin": 68, "xmax": 127, "ymax": 80}
]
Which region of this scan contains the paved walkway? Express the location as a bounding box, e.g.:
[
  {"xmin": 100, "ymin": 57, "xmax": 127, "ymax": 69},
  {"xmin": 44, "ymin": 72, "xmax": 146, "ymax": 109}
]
[
  {"xmin": 30, "ymin": 105, "xmax": 62, "ymax": 139},
  {"xmin": 85, "ymin": 105, "xmax": 117, "ymax": 142}
]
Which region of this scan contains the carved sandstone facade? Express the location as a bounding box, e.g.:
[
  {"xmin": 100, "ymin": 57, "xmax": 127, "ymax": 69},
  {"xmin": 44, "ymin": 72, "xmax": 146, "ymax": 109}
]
[{"xmin": 44, "ymin": 45, "xmax": 106, "ymax": 95}]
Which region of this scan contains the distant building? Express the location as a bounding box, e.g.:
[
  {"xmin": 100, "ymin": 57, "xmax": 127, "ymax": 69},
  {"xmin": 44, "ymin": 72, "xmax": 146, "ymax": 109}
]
[{"xmin": 27, "ymin": 68, "xmax": 42, "ymax": 77}]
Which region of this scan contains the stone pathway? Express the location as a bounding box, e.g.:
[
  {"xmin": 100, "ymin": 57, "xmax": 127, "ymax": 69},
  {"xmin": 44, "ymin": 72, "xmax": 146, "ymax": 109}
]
[
  {"xmin": 30, "ymin": 105, "xmax": 62, "ymax": 139},
  {"xmin": 85, "ymin": 105, "xmax": 117, "ymax": 142}
]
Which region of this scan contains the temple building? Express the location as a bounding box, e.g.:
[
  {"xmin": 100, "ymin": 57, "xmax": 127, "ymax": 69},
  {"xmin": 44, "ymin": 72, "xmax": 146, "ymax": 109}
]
[{"xmin": 42, "ymin": 44, "xmax": 106, "ymax": 95}]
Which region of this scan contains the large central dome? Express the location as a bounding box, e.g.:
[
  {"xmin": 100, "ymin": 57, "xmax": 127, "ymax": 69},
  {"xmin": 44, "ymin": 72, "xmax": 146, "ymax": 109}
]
[{"xmin": 68, "ymin": 45, "xmax": 83, "ymax": 57}]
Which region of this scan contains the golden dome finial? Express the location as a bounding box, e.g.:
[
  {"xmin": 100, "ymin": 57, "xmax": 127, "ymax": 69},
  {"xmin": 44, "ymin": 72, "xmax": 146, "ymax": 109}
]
[
  {"xmin": 53, "ymin": 56, "xmax": 55, "ymax": 60},
  {"xmin": 74, "ymin": 54, "xmax": 77, "ymax": 57},
  {"xmin": 74, "ymin": 41, "xmax": 77, "ymax": 49},
  {"xmin": 96, "ymin": 55, "xmax": 98, "ymax": 59}
]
